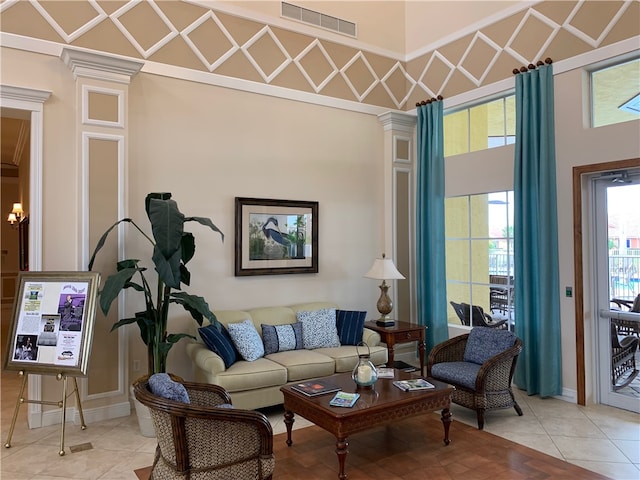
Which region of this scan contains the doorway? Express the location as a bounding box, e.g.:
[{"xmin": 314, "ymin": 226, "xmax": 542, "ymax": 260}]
[{"xmin": 592, "ymin": 169, "xmax": 640, "ymax": 412}]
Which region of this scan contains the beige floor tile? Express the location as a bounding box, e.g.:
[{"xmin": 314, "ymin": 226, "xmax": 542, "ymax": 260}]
[
  {"xmin": 552, "ymin": 435, "xmax": 631, "ymax": 462},
  {"xmin": 538, "ymin": 415, "xmax": 606, "ymax": 438},
  {"xmin": 567, "ymin": 459, "xmax": 640, "ymax": 480},
  {"xmin": 612, "ymin": 438, "xmax": 640, "ymax": 463},
  {"xmin": 496, "ymin": 431, "xmax": 563, "ymax": 459}
]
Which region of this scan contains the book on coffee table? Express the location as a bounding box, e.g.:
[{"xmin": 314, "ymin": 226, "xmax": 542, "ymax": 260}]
[
  {"xmin": 329, "ymin": 391, "xmax": 360, "ymax": 407},
  {"xmin": 291, "ymin": 380, "xmax": 341, "ymax": 397},
  {"xmin": 392, "ymin": 378, "xmax": 435, "ymax": 391}
]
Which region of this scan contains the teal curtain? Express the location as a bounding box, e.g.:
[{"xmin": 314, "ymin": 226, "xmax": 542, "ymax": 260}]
[
  {"xmin": 416, "ymin": 99, "xmax": 448, "ymax": 354},
  {"xmin": 513, "ymin": 63, "xmax": 562, "ymax": 396}
]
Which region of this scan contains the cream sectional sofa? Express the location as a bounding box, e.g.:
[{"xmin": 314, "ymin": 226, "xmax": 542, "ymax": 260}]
[{"xmin": 185, "ymin": 302, "xmax": 388, "ymax": 410}]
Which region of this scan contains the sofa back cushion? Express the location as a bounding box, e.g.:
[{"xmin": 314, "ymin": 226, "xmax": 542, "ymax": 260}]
[{"xmin": 463, "ymin": 327, "xmax": 517, "ymax": 365}]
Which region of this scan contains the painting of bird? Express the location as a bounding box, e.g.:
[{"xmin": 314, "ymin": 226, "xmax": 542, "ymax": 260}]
[{"xmin": 262, "ymin": 217, "xmax": 291, "ymax": 247}]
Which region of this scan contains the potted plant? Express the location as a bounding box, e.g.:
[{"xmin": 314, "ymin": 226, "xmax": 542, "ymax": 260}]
[{"xmin": 88, "ymin": 193, "xmax": 224, "ymax": 434}]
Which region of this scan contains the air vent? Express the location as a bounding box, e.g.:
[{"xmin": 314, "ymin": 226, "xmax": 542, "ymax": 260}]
[{"xmin": 282, "ymin": 2, "xmax": 356, "ymax": 37}]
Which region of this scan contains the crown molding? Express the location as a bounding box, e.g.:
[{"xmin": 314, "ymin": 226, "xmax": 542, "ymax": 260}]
[{"xmin": 61, "ymin": 48, "xmax": 144, "ymax": 84}]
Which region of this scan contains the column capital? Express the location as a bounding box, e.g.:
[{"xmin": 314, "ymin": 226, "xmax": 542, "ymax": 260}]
[
  {"xmin": 377, "ymin": 111, "xmax": 416, "ymax": 133},
  {"xmin": 61, "ymin": 48, "xmax": 144, "ymax": 84}
]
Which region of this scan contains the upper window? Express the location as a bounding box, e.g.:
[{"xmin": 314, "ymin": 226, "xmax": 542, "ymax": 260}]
[
  {"xmin": 444, "ymin": 96, "xmax": 515, "ymax": 156},
  {"xmin": 591, "ymin": 58, "xmax": 640, "ymax": 128}
]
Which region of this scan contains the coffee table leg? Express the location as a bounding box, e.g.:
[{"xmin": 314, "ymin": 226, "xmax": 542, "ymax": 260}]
[
  {"xmin": 284, "ymin": 410, "xmax": 295, "ymax": 447},
  {"xmin": 441, "ymin": 408, "xmax": 452, "ymax": 445},
  {"xmin": 336, "ymin": 436, "xmax": 348, "ymax": 479}
]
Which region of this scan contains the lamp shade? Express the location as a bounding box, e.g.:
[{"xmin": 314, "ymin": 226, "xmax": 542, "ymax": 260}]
[
  {"xmin": 11, "ymin": 203, "xmax": 23, "ymax": 216},
  {"xmin": 363, "ymin": 254, "xmax": 405, "ymax": 280}
]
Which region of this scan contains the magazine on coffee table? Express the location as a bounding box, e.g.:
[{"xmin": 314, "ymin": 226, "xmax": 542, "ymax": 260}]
[
  {"xmin": 291, "ymin": 380, "xmax": 341, "ymax": 397},
  {"xmin": 392, "ymin": 378, "xmax": 435, "ymax": 391},
  {"xmin": 329, "ymin": 391, "xmax": 360, "ymax": 407}
]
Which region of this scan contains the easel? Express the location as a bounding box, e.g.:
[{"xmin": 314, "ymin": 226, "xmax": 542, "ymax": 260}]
[{"xmin": 4, "ymin": 370, "xmax": 86, "ymax": 456}]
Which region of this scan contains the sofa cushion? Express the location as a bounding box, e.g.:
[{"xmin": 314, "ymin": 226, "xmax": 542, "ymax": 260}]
[
  {"xmin": 265, "ymin": 349, "xmax": 336, "ymax": 382},
  {"xmin": 463, "ymin": 327, "xmax": 517, "ymax": 365},
  {"xmin": 297, "ymin": 308, "xmax": 340, "ymax": 349},
  {"xmin": 148, "ymin": 373, "xmax": 190, "ymax": 403},
  {"xmin": 315, "ymin": 345, "xmax": 388, "ymax": 373},
  {"xmin": 215, "ymin": 358, "xmax": 288, "ymax": 392},
  {"xmin": 261, "ymin": 323, "xmax": 304, "ymax": 354},
  {"xmin": 198, "ymin": 324, "xmax": 238, "ymax": 368},
  {"xmin": 335, "ymin": 310, "xmax": 366, "ymax": 345},
  {"xmin": 431, "ymin": 361, "xmax": 481, "ymax": 390},
  {"xmin": 228, "ymin": 319, "xmax": 265, "ymax": 362}
]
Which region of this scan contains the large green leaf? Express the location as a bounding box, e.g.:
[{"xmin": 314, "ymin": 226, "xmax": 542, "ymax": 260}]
[
  {"xmin": 99, "ymin": 267, "xmax": 138, "ymax": 315},
  {"xmin": 147, "ymin": 197, "xmax": 184, "ymax": 260},
  {"xmin": 170, "ymin": 292, "xmax": 219, "ymax": 328},
  {"xmin": 152, "ymin": 244, "xmax": 182, "ymax": 289},
  {"xmin": 181, "ymin": 232, "xmax": 195, "ymax": 265},
  {"xmin": 185, "ymin": 216, "xmax": 224, "ymax": 242},
  {"xmin": 87, "ymin": 219, "xmax": 132, "ymax": 270}
]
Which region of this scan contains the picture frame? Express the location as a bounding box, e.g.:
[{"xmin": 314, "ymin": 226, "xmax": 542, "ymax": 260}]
[
  {"xmin": 235, "ymin": 197, "xmax": 318, "ymax": 276},
  {"xmin": 3, "ymin": 271, "xmax": 100, "ymax": 376}
]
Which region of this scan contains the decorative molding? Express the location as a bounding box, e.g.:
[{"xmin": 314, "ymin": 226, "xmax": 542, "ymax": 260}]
[
  {"xmin": 82, "ymin": 85, "xmax": 125, "ymax": 128},
  {"xmin": 378, "ymin": 112, "xmax": 416, "ymax": 132},
  {"xmin": 60, "ymin": 48, "xmax": 143, "ymax": 84},
  {"xmin": 0, "ymin": 85, "xmax": 51, "ymax": 104}
]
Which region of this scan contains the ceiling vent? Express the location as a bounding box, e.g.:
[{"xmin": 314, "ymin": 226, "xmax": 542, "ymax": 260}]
[{"xmin": 282, "ymin": 2, "xmax": 356, "ymax": 37}]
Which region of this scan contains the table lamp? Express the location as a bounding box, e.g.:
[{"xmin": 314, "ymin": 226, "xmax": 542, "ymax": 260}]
[{"xmin": 364, "ymin": 253, "xmax": 405, "ymax": 327}]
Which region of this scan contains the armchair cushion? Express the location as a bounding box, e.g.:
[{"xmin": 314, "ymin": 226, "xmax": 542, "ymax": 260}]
[
  {"xmin": 430, "ymin": 361, "xmax": 481, "ymax": 390},
  {"xmin": 297, "ymin": 308, "xmax": 341, "ymax": 349},
  {"xmin": 335, "ymin": 310, "xmax": 367, "ymax": 345},
  {"xmin": 149, "ymin": 373, "xmax": 190, "ymax": 403},
  {"xmin": 199, "ymin": 324, "xmax": 238, "ymax": 368},
  {"xmin": 463, "ymin": 327, "xmax": 516, "ymax": 365},
  {"xmin": 261, "ymin": 322, "xmax": 304, "ymax": 354}
]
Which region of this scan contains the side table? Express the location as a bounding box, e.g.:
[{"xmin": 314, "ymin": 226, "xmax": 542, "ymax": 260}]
[{"xmin": 364, "ymin": 320, "xmax": 426, "ymax": 376}]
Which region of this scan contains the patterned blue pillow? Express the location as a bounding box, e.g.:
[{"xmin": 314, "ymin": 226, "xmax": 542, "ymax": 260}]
[
  {"xmin": 198, "ymin": 324, "xmax": 238, "ymax": 368},
  {"xmin": 463, "ymin": 327, "xmax": 517, "ymax": 365},
  {"xmin": 261, "ymin": 323, "xmax": 304, "ymax": 355},
  {"xmin": 335, "ymin": 310, "xmax": 366, "ymax": 345},
  {"xmin": 296, "ymin": 308, "xmax": 341, "ymax": 349},
  {"xmin": 228, "ymin": 319, "xmax": 265, "ymax": 361},
  {"xmin": 148, "ymin": 373, "xmax": 190, "ymax": 403}
]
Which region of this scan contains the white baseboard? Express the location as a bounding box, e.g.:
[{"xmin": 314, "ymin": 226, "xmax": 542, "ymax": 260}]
[{"xmin": 36, "ymin": 401, "xmax": 131, "ymax": 428}]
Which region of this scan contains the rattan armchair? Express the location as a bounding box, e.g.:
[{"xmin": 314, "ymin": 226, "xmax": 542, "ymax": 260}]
[
  {"xmin": 133, "ymin": 376, "xmax": 274, "ymax": 479},
  {"xmin": 610, "ymin": 321, "xmax": 638, "ymax": 390},
  {"xmin": 450, "ymin": 301, "xmax": 508, "ymax": 329},
  {"xmin": 427, "ymin": 328, "xmax": 523, "ymax": 430}
]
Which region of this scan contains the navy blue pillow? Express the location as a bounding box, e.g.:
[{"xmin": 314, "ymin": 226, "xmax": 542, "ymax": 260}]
[
  {"xmin": 335, "ymin": 310, "xmax": 366, "ymax": 345},
  {"xmin": 198, "ymin": 324, "xmax": 238, "ymax": 368}
]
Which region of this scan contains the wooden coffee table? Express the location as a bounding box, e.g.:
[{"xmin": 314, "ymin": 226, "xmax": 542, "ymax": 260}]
[{"xmin": 281, "ymin": 371, "xmax": 454, "ymax": 479}]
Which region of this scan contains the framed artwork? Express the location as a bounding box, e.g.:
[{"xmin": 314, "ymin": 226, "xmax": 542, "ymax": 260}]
[
  {"xmin": 3, "ymin": 271, "xmax": 100, "ymax": 376},
  {"xmin": 235, "ymin": 197, "xmax": 318, "ymax": 276}
]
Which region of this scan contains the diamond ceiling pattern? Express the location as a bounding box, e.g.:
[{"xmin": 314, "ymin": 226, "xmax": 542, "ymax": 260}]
[{"xmin": 0, "ymin": 0, "xmax": 637, "ymax": 110}]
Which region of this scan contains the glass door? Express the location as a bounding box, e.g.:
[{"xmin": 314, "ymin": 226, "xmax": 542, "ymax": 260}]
[{"xmin": 593, "ymin": 170, "xmax": 640, "ymax": 412}]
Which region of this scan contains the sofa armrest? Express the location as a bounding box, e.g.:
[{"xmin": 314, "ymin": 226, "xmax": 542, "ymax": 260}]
[
  {"xmin": 185, "ymin": 342, "xmax": 226, "ymax": 375},
  {"xmin": 363, "ymin": 328, "xmax": 381, "ymax": 347}
]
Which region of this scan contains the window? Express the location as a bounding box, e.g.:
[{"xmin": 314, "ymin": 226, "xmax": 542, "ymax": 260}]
[
  {"xmin": 445, "ymin": 191, "xmax": 515, "ymax": 329},
  {"xmin": 591, "ymin": 57, "xmax": 640, "ymax": 128},
  {"xmin": 444, "ymin": 96, "xmax": 515, "ymax": 156}
]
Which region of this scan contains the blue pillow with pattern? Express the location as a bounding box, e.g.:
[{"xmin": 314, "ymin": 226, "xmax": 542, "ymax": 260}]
[
  {"xmin": 228, "ymin": 319, "xmax": 265, "ymax": 361},
  {"xmin": 335, "ymin": 310, "xmax": 366, "ymax": 345},
  {"xmin": 149, "ymin": 373, "xmax": 190, "ymax": 403},
  {"xmin": 463, "ymin": 327, "xmax": 516, "ymax": 365},
  {"xmin": 199, "ymin": 324, "xmax": 238, "ymax": 368},
  {"xmin": 261, "ymin": 323, "xmax": 304, "ymax": 355}
]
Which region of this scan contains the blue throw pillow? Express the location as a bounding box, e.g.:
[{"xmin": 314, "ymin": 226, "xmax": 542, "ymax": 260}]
[
  {"xmin": 335, "ymin": 310, "xmax": 366, "ymax": 345},
  {"xmin": 199, "ymin": 324, "xmax": 238, "ymax": 368},
  {"xmin": 148, "ymin": 373, "xmax": 190, "ymax": 403},
  {"xmin": 463, "ymin": 327, "xmax": 517, "ymax": 365},
  {"xmin": 261, "ymin": 323, "xmax": 304, "ymax": 355},
  {"xmin": 228, "ymin": 319, "xmax": 265, "ymax": 361},
  {"xmin": 296, "ymin": 308, "xmax": 341, "ymax": 349}
]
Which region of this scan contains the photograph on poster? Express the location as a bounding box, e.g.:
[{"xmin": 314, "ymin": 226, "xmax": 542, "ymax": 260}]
[{"xmin": 13, "ymin": 334, "xmax": 38, "ymax": 361}]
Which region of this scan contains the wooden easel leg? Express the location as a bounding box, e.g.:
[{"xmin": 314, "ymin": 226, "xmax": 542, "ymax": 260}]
[
  {"xmin": 72, "ymin": 377, "xmax": 86, "ymax": 430},
  {"xmin": 59, "ymin": 374, "xmax": 67, "ymax": 456},
  {"xmin": 4, "ymin": 371, "xmax": 28, "ymax": 449}
]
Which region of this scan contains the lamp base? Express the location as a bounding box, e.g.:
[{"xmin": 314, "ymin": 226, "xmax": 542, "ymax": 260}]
[{"xmin": 376, "ymin": 318, "xmax": 396, "ymax": 327}]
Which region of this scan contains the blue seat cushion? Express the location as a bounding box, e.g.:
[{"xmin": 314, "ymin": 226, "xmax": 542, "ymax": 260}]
[
  {"xmin": 335, "ymin": 310, "xmax": 366, "ymax": 345},
  {"xmin": 148, "ymin": 373, "xmax": 190, "ymax": 403},
  {"xmin": 199, "ymin": 324, "xmax": 238, "ymax": 368},
  {"xmin": 431, "ymin": 361, "xmax": 481, "ymax": 390},
  {"xmin": 463, "ymin": 327, "xmax": 516, "ymax": 365}
]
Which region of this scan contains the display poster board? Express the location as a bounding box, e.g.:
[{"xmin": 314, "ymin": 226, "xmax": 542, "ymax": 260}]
[{"xmin": 3, "ymin": 271, "xmax": 100, "ymax": 376}]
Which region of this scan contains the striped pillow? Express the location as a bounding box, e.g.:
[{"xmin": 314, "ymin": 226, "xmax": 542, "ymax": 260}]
[
  {"xmin": 335, "ymin": 310, "xmax": 366, "ymax": 345},
  {"xmin": 198, "ymin": 324, "xmax": 238, "ymax": 368}
]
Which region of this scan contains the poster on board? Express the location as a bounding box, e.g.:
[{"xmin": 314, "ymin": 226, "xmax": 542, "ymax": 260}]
[{"xmin": 3, "ymin": 272, "xmax": 100, "ymax": 377}]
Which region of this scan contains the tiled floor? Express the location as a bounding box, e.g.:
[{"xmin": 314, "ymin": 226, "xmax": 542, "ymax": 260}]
[{"xmin": 1, "ymin": 369, "xmax": 638, "ymax": 480}]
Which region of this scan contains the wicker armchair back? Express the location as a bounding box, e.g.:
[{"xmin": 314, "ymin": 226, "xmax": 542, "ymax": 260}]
[{"xmin": 133, "ymin": 376, "xmax": 274, "ymax": 479}]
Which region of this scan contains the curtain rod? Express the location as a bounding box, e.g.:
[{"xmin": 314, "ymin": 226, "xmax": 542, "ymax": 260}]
[
  {"xmin": 415, "ymin": 95, "xmax": 444, "ymax": 107},
  {"xmin": 513, "ymin": 58, "xmax": 553, "ymax": 74}
]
